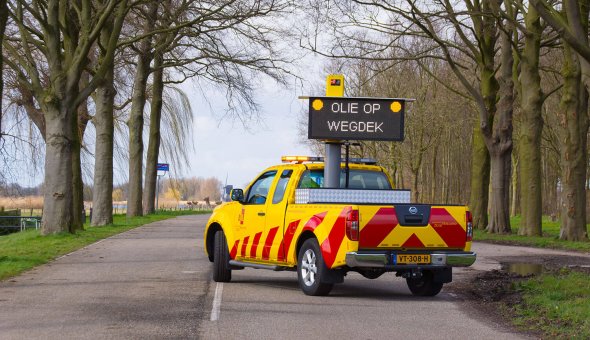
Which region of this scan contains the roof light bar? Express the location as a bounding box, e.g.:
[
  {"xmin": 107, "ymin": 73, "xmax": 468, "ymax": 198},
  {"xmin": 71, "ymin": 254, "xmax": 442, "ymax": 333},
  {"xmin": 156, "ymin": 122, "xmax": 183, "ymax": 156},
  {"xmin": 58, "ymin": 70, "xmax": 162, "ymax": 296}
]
[{"xmin": 281, "ymin": 156, "xmax": 324, "ymax": 163}]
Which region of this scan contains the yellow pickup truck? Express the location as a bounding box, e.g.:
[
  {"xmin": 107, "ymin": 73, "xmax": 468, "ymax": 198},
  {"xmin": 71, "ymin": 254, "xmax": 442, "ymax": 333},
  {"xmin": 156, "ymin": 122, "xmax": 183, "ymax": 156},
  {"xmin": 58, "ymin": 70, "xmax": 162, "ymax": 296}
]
[{"xmin": 204, "ymin": 157, "xmax": 475, "ymax": 296}]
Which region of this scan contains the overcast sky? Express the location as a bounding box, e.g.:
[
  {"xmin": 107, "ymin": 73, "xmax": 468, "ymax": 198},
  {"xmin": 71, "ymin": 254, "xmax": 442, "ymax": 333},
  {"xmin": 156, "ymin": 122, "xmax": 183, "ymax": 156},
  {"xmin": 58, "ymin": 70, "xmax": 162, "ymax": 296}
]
[{"xmin": 184, "ymin": 76, "xmax": 317, "ymax": 188}]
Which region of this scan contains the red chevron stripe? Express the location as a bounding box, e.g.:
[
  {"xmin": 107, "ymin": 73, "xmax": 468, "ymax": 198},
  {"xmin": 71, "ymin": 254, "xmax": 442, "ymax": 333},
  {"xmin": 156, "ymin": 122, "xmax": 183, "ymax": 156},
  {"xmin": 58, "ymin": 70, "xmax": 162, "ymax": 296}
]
[
  {"xmin": 402, "ymin": 233, "xmax": 425, "ymax": 248},
  {"xmin": 250, "ymin": 232, "xmax": 263, "ymax": 258},
  {"xmin": 240, "ymin": 236, "xmax": 249, "ymax": 257},
  {"xmin": 359, "ymin": 207, "xmax": 398, "ymax": 248},
  {"xmin": 262, "ymin": 226, "xmax": 279, "ymax": 260},
  {"xmin": 429, "ymin": 208, "xmax": 466, "ymax": 248},
  {"xmin": 321, "ymin": 207, "xmax": 349, "ymax": 268},
  {"xmin": 279, "ymin": 211, "xmax": 327, "ymax": 262},
  {"xmin": 302, "ymin": 212, "xmax": 328, "ymax": 233},
  {"xmin": 278, "ymin": 219, "xmax": 300, "ymax": 262},
  {"xmin": 230, "ymin": 239, "xmax": 239, "ymax": 259}
]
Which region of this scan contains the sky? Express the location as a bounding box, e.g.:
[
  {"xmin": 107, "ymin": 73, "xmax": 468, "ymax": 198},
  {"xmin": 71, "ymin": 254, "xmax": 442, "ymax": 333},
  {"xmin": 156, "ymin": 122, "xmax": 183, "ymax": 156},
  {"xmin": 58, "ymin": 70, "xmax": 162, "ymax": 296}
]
[
  {"xmin": 4, "ymin": 55, "xmax": 326, "ymax": 191},
  {"xmin": 184, "ymin": 77, "xmax": 316, "ymax": 189}
]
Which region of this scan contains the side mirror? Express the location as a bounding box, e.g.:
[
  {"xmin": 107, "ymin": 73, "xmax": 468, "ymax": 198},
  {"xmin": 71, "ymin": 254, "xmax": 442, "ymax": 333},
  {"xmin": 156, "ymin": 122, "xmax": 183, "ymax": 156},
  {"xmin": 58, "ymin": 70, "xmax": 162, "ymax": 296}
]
[{"xmin": 230, "ymin": 189, "xmax": 244, "ymax": 202}]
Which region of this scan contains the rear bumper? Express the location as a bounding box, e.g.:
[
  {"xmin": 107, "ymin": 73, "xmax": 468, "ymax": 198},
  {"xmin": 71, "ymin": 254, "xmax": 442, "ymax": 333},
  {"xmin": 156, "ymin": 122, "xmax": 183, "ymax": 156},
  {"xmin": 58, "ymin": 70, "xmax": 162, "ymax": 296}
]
[{"xmin": 345, "ymin": 251, "xmax": 476, "ymax": 269}]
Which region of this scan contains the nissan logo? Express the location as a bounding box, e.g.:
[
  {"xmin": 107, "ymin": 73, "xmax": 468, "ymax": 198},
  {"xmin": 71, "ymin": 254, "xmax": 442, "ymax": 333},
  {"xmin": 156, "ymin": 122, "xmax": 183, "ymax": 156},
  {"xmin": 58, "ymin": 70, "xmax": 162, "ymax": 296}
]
[{"xmin": 409, "ymin": 206, "xmax": 418, "ymax": 214}]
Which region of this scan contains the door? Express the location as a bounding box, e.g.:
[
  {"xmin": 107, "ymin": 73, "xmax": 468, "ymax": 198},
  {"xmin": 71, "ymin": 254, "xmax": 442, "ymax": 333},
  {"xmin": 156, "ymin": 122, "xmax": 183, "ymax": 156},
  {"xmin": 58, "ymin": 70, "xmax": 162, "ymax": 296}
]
[
  {"xmin": 237, "ymin": 170, "xmax": 277, "ymax": 260},
  {"xmin": 263, "ymin": 169, "xmax": 294, "ymax": 262}
]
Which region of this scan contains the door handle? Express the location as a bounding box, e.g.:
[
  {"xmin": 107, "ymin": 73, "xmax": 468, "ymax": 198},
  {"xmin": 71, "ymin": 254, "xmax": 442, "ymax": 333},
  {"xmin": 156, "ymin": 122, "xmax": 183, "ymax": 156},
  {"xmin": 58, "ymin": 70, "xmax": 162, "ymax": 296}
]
[{"xmin": 258, "ymin": 212, "xmax": 265, "ymax": 216}]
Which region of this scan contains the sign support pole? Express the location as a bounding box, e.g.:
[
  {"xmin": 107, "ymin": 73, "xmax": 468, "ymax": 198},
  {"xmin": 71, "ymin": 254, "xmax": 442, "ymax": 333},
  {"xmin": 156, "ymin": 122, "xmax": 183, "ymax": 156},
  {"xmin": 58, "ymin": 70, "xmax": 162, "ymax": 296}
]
[
  {"xmin": 156, "ymin": 175, "xmax": 161, "ymax": 211},
  {"xmin": 325, "ymin": 142, "xmax": 341, "ymax": 188},
  {"xmin": 155, "ymin": 163, "xmax": 169, "ymax": 211},
  {"xmin": 323, "ymin": 75, "xmax": 345, "ymax": 188}
]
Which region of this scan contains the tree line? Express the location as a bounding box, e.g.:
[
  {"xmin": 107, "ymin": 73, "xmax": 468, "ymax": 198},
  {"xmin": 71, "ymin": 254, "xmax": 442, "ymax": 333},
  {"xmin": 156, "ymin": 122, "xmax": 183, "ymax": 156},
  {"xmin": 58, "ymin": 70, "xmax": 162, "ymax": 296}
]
[
  {"xmin": 1, "ymin": 0, "xmax": 589, "ymax": 242},
  {"xmin": 0, "ymin": 0, "xmax": 291, "ymax": 234},
  {"xmin": 303, "ymin": 0, "xmax": 590, "ymax": 241}
]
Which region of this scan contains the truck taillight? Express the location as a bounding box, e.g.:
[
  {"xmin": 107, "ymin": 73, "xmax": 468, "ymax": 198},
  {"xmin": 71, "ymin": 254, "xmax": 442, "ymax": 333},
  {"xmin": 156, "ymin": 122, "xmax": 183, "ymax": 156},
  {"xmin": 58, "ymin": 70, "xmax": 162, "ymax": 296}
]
[
  {"xmin": 466, "ymin": 211, "xmax": 473, "ymax": 242},
  {"xmin": 346, "ymin": 209, "xmax": 359, "ymax": 241}
]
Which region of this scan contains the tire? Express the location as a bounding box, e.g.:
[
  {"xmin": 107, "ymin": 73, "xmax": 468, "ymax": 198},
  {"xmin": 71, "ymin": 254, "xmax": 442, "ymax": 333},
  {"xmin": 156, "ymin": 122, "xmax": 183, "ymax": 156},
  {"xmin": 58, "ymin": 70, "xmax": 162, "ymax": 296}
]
[
  {"xmin": 406, "ymin": 270, "xmax": 443, "ymax": 296},
  {"xmin": 297, "ymin": 238, "xmax": 333, "ymax": 296},
  {"xmin": 213, "ymin": 230, "xmax": 232, "ymax": 282}
]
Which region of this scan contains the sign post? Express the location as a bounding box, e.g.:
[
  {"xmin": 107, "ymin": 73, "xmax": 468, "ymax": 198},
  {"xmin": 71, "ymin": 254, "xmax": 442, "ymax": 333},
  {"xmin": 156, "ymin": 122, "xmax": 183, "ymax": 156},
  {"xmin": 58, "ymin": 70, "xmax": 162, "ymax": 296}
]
[{"xmin": 156, "ymin": 163, "xmax": 169, "ymax": 210}]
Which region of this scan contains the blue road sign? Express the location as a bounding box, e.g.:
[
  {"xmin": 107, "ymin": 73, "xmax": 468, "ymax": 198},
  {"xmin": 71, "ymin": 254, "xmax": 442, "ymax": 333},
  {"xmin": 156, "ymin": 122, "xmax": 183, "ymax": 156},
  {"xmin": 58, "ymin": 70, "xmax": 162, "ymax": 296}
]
[{"xmin": 157, "ymin": 163, "xmax": 169, "ymax": 171}]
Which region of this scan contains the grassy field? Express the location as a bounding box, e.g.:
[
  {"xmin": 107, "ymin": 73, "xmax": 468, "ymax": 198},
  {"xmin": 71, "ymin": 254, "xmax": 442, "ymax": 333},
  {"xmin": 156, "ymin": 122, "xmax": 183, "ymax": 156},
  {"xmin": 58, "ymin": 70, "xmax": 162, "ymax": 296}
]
[
  {"xmin": 512, "ymin": 269, "xmax": 590, "ymax": 339},
  {"xmin": 473, "ymin": 215, "xmax": 590, "ymax": 252},
  {"xmin": 0, "ymin": 210, "xmax": 209, "ymax": 281},
  {"xmin": 473, "ymin": 215, "xmax": 590, "ymax": 338}
]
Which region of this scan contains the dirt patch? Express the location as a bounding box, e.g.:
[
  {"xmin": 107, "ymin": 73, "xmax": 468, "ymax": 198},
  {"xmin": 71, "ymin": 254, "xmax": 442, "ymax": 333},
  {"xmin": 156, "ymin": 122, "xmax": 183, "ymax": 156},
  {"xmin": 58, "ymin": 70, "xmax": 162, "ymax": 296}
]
[{"xmin": 449, "ymin": 255, "xmax": 590, "ymax": 339}]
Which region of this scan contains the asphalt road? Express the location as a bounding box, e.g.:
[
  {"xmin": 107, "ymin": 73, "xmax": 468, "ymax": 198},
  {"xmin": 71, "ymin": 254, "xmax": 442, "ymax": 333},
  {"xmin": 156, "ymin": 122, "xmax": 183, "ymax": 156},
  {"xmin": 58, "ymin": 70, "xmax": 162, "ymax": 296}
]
[{"xmin": 3, "ymin": 214, "xmax": 586, "ymax": 339}]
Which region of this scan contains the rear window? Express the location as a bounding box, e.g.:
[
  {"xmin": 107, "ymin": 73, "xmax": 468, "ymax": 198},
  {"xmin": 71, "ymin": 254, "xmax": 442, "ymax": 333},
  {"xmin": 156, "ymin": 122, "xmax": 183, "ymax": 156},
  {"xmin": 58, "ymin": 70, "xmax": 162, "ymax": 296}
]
[{"xmin": 297, "ymin": 169, "xmax": 391, "ymax": 190}]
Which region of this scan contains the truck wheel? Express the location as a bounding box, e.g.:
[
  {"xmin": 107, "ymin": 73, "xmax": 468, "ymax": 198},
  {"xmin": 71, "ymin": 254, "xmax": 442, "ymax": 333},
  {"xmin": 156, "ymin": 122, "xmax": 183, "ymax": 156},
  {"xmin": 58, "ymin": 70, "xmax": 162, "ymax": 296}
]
[
  {"xmin": 213, "ymin": 230, "xmax": 232, "ymax": 282},
  {"xmin": 406, "ymin": 271, "xmax": 442, "ymax": 296},
  {"xmin": 297, "ymin": 238, "xmax": 333, "ymax": 296}
]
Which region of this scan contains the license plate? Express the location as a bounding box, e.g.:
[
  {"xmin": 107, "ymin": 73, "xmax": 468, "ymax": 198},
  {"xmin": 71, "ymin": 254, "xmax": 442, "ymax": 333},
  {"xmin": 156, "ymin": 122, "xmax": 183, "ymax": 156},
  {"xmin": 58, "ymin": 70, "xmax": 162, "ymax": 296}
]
[{"xmin": 395, "ymin": 254, "xmax": 431, "ymax": 264}]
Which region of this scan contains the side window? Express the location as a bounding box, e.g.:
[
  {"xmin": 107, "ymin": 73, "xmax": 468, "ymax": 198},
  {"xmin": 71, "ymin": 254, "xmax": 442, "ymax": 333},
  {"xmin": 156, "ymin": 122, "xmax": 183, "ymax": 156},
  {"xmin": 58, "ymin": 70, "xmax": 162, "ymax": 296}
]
[
  {"xmin": 245, "ymin": 171, "xmax": 277, "ymax": 205},
  {"xmin": 272, "ymin": 170, "xmax": 293, "ymax": 204},
  {"xmin": 298, "ymin": 170, "xmax": 323, "ymax": 188}
]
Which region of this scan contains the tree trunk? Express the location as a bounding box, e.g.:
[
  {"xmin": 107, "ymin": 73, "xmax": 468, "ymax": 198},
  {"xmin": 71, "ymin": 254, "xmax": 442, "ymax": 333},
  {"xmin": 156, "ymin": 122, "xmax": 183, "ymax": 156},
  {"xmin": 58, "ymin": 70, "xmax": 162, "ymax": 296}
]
[
  {"xmin": 127, "ymin": 2, "xmax": 158, "ymax": 217},
  {"xmin": 411, "ymin": 169, "xmax": 419, "ymax": 202},
  {"xmin": 510, "ymin": 152, "xmax": 519, "ymax": 217},
  {"xmin": 0, "ymin": 0, "xmax": 8, "ymax": 137},
  {"xmin": 143, "ymin": 53, "xmax": 164, "ymax": 214},
  {"xmin": 469, "ymin": 123, "xmax": 490, "ymax": 230},
  {"xmin": 430, "ymin": 142, "xmax": 438, "ymax": 202},
  {"xmin": 91, "ymin": 24, "xmax": 116, "ymax": 226},
  {"xmin": 487, "ymin": 151, "xmax": 512, "ymax": 233},
  {"xmin": 558, "ymin": 43, "xmax": 589, "ymax": 241},
  {"xmin": 41, "ymin": 105, "xmax": 74, "ymax": 234},
  {"xmin": 71, "ymin": 131, "xmax": 84, "ymax": 232},
  {"xmin": 92, "ymin": 77, "xmax": 115, "ymax": 225},
  {"xmin": 518, "ymin": 4, "xmax": 543, "ymax": 236},
  {"xmin": 485, "ymin": 17, "xmax": 513, "ymax": 234},
  {"xmin": 71, "ymin": 75, "xmax": 91, "ymax": 232}
]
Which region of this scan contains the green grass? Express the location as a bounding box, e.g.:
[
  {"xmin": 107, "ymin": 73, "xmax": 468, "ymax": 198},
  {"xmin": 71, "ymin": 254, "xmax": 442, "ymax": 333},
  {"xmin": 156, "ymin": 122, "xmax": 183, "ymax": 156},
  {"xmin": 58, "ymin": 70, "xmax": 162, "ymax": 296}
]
[
  {"xmin": 512, "ymin": 269, "xmax": 590, "ymax": 339},
  {"xmin": 473, "ymin": 215, "xmax": 590, "ymax": 252},
  {"xmin": 0, "ymin": 210, "xmax": 210, "ymax": 281}
]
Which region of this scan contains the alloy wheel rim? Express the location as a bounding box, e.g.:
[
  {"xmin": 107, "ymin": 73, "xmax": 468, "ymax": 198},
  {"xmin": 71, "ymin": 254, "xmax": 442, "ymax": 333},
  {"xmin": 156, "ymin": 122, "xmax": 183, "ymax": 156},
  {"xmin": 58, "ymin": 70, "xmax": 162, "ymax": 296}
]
[{"xmin": 301, "ymin": 249, "xmax": 317, "ymax": 286}]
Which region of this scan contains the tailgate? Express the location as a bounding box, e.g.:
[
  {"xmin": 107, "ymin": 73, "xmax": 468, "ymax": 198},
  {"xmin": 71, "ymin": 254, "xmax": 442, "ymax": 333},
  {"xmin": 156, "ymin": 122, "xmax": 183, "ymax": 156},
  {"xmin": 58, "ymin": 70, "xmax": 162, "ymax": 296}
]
[{"xmin": 358, "ymin": 204, "xmax": 468, "ymax": 250}]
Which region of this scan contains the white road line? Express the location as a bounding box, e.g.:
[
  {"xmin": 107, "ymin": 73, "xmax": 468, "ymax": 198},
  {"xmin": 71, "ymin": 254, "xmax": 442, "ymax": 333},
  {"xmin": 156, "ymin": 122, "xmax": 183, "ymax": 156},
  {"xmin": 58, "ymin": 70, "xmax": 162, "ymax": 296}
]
[{"xmin": 210, "ymin": 282, "xmax": 223, "ymax": 321}]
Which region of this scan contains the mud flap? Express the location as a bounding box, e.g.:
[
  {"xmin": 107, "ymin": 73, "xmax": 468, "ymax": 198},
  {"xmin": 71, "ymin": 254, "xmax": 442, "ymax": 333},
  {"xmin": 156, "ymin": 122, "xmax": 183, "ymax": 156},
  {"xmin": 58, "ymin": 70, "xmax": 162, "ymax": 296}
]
[
  {"xmin": 433, "ymin": 267, "xmax": 452, "ymax": 284},
  {"xmin": 321, "ymin": 269, "xmax": 345, "ymax": 284}
]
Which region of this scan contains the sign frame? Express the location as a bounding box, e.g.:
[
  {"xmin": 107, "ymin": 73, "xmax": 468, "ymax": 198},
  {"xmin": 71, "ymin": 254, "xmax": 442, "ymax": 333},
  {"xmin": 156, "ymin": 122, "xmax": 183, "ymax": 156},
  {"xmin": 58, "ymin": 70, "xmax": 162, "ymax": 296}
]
[
  {"xmin": 157, "ymin": 163, "xmax": 170, "ymax": 172},
  {"xmin": 307, "ymin": 96, "xmax": 408, "ymax": 142}
]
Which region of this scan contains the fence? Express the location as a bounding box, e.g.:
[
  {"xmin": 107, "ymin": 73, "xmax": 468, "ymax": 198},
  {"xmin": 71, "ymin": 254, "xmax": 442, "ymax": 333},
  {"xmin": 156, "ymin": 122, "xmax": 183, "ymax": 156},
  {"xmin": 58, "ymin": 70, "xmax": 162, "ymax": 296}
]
[
  {"xmin": 0, "ymin": 209, "xmax": 42, "ymax": 235},
  {"xmin": 0, "ymin": 204, "xmax": 213, "ymax": 236},
  {"xmin": 112, "ymin": 204, "xmax": 214, "ymax": 215}
]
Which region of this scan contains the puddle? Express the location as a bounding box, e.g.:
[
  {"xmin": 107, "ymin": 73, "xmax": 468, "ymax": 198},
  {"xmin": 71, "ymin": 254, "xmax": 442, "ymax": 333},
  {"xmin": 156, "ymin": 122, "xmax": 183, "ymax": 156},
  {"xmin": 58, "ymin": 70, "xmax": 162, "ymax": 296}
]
[{"xmin": 501, "ymin": 262, "xmax": 544, "ymax": 276}]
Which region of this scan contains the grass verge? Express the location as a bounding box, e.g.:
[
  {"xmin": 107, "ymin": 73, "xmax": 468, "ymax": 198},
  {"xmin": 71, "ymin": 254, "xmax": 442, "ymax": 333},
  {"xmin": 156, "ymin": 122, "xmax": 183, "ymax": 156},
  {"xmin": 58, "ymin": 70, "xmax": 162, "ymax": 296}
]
[
  {"xmin": 473, "ymin": 215, "xmax": 590, "ymax": 252},
  {"xmin": 0, "ymin": 210, "xmax": 209, "ymax": 281},
  {"xmin": 511, "ymin": 269, "xmax": 590, "ymax": 339}
]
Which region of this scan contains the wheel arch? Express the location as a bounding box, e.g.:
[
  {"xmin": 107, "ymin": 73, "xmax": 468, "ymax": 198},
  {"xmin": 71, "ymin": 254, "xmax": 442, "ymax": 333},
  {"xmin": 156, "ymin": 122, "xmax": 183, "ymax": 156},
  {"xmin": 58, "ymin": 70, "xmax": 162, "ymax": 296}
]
[
  {"xmin": 206, "ymin": 223, "xmax": 222, "ymax": 262},
  {"xmin": 295, "ymin": 230, "xmax": 317, "ymax": 261}
]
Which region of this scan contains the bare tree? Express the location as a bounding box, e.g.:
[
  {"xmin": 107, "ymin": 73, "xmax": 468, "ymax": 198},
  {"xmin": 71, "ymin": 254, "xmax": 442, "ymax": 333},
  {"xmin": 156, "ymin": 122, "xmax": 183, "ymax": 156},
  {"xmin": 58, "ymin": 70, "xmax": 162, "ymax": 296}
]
[
  {"xmin": 91, "ymin": 20, "xmax": 117, "ymax": 226},
  {"xmin": 307, "ymin": 1, "xmax": 515, "ymax": 232},
  {"xmin": 135, "ymin": 0, "xmax": 293, "ymax": 215},
  {"xmin": 512, "ymin": 1, "xmax": 547, "ymax": 236},
  {"xmin": 0, "ymin": 0, "xmax": 8, "ymax": 137},
  {"xmin": 532, "ymin": 0, "xmax": 589, "ymax": 240},
  {"xmin": 3, "ymin": 0, "xmax": 129, "ymax": 234}
]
